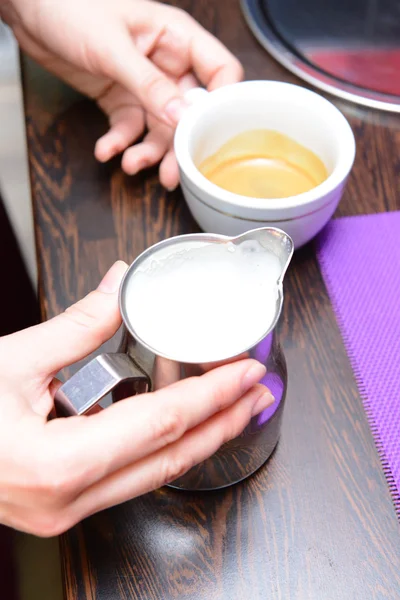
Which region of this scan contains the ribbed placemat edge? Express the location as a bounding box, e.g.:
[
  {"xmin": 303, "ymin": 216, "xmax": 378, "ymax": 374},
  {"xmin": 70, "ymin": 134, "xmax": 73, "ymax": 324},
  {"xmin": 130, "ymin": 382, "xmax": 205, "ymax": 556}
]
[{"xmin": 316, "ymin": 233, "xmax": 400, "ymax": 519}]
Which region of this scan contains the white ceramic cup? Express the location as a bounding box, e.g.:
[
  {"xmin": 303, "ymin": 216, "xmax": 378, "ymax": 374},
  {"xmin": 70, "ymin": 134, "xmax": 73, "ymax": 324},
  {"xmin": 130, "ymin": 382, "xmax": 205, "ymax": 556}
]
[{"xmin": 174, "ymin": 81, "xmax": 356, "ymax": 249}]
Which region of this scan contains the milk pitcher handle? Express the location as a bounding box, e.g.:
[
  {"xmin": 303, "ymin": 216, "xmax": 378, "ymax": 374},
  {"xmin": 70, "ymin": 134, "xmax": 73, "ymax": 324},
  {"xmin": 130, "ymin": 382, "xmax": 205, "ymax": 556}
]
[{"xmin": 54, "ymin": 353, "xmax": 151, "ymax": 417}]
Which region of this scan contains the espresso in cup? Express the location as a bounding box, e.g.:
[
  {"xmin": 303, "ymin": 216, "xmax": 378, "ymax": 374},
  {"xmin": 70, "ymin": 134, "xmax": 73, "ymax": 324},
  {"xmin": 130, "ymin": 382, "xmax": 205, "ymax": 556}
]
[
  {"xmin": 198, "ymin": 129, "xmax": 328, "ymax": 199},
  {"xmin": 174, "ymin": 81, "xmax": 356, "ymax": 248}
]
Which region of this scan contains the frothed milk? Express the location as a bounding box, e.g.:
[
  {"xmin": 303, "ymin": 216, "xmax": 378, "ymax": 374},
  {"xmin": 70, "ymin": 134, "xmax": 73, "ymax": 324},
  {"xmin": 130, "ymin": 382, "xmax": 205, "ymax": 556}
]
[{"xmin": 124, "ymin": 239, "xmax": 282, "ymax": 363}]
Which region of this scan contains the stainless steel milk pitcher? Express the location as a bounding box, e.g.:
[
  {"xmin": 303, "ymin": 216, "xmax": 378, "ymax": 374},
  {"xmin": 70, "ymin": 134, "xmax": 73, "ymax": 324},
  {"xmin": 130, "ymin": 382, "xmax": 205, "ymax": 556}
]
[{"xmin": 55, "ymin": 227, "xmax": 293, "ymax": 490}]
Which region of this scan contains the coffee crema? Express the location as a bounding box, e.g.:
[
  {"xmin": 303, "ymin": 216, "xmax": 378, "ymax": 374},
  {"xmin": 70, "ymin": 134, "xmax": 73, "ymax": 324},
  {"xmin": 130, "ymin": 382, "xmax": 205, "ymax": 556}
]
[{"xmin": 198, "ymin": 129, "xmax": 328, "ymax": 199}]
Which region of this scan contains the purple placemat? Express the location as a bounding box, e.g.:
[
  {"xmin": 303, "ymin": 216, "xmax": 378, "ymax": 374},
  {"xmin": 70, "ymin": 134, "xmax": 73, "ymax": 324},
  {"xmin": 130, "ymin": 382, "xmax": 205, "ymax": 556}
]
[{"xmin": 316, "ymin": 211, "xmax": 400, "ymax": 517}]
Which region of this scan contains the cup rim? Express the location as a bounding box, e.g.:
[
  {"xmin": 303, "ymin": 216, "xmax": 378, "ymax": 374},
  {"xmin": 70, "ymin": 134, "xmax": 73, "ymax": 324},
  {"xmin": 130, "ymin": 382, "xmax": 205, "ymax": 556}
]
[{"xmin": 174, "ymin": 80, "xmax": 356, "ymax": 212}]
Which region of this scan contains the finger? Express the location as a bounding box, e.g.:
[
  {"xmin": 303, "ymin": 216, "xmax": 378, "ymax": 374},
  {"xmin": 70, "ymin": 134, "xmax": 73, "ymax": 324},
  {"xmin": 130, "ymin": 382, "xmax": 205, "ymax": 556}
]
[
  {"xmin": 158, "ymin": 72, "xmax": 196, "ymax": 190},
  {"xmin": 159, "ymin": 148, "xmax": 179, "ymax": 191},
  {"xmin": 45, "ymin": 360, "xmax": 270, "ymax": 488},
  {"xmin": 104, "ymin": 32, "xmax": 187, "ymax": 126},
  {"xmin": 0, "ymin": 261, "xmax": 128, "ymax": 379},
  {"xmin": 121, "ymin": 125, "xmax": 171, "ymax": 175},
  {"xmin": 95, "ymin": 109, "xmax": 145, "ymax": 162},
  {"xmin": 29, "ymin": 377, "xmax": 63, "ymax": 419},
  {"xmin": 146, "ymin": 27, "xmax": 190, "ymax": 78},
  {"xmin": 176, "ymin": 72, "xmax": 200, "ymax": 93},
  {"xmin": 189, "ymin": 28, "xmax": 243, "ymax": 90},
  {"xmin": 72, "ymin": 382, "xmax": 273, "ymax": 518}
]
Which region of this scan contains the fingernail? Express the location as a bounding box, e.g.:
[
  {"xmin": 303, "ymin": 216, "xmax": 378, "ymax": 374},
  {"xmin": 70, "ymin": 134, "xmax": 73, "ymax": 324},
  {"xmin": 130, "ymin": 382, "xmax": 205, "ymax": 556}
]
[
  {"xmin": 97, "ymin": 261, "xmax": 128, "ymax": 294},
  {"xmin": 251, "ymin": 389, "xmax": 275, "ymax": 417},
  {"xmin": 164, "ymin": 98, "xmax": 188, "ymax": 124},
  {"xmin": 241, "ymin": 362, "xmax": 267, "ymax": 393}
]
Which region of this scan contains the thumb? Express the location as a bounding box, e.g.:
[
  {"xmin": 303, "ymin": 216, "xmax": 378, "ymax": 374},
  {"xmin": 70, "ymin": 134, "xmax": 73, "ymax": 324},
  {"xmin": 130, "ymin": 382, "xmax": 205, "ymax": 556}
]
[
  {"xmin": 1, "ymin": 261, "xmax": 128, "ymax": 378},
  {"xmin": 103, "ymin": 32, "xmax": 187, "ymax": 126}
]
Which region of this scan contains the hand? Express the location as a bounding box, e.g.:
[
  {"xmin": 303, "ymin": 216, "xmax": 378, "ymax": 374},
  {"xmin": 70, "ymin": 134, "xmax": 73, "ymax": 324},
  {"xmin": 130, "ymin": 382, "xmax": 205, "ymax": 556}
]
[
  {"xmin": 1, "ymin": 0, "xmax": 243, "ymax": 189},
  {"xmin": 0, "ymin": 262, "xmax": 272, "ymax": 537}
]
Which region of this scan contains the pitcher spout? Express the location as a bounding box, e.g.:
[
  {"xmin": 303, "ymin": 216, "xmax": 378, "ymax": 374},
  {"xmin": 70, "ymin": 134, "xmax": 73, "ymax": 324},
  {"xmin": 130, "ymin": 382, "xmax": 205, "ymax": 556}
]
[{"xmin": 230, "ymin": 227, "xmax": 294, "ymax": 282}]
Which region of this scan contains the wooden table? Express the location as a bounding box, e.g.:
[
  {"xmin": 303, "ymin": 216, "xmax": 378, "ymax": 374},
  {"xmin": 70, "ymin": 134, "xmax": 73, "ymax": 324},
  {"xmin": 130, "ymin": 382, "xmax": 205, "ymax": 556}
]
[{"xmin": 22, "ymin": 1, "xmax": 400, "ymax": 598}]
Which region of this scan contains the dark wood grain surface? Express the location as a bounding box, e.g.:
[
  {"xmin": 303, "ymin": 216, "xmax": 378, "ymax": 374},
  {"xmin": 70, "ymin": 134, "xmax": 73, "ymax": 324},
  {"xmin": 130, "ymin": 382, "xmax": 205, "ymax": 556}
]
[{"xmin": 22, "ymin": 0, "xmax": 400, "ymax": 598}]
